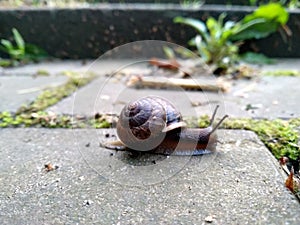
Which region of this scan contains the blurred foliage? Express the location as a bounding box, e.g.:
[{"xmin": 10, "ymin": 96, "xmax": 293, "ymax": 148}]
[
  {"xmin": 174, "ymin": 3, "xmax": 289, "ymax": 74},
  {"xmin": 240, "ymin": 52, "xmax": 276, "ymax": 65},
  {"xmin": 0, "ymin": 28, "xmax": 48, "ymax": 66},
  {"xmin": 248, "ymin": 0, "xmax": 300, "ymax": 8}
]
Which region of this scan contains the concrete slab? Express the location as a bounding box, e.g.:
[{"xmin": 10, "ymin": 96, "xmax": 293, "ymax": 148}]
[
  {"xmin": 1, "ymin": 59, "xmax": 299, "ymax": 119},
  {"xmin": 0, "ymin": 75, "xmax": 68, "ymax": 112},
  {"xmin": 47, "ymin": 71, "xmax": 300, "ymax": 120},
  {"xmin": 258, "ymin": 58, "xmax": 300, "ymax": 71},
  {"xmin": 0, "ymin": 59, "xmax": 142, "ymax": 76},
  {"xmin": 0, "ymin": 128, "xmax": 299, "ymax": 224},
  {"xmin": 0, "ymin": 60, "xmax": 92, "ymax": 76}
]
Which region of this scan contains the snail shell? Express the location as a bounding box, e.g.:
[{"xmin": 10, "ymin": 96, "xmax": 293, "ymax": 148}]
[{"xmin": 103, "ymin": 96, "xmax": 228, "ymax": 156}]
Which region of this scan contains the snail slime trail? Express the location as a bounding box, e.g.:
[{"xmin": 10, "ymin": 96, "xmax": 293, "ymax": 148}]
[{"xmin": 102, "ymin": 96, "xmax": 228, "ymax": 156}]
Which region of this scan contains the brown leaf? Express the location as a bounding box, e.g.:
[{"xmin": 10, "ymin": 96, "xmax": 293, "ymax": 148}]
[
  {"xmin": 285, "ymin": 170, "xmax": 294, "ymax": 192},
  {"xmin": 149, "ymin": 58, "xmax": 180, "ymax": 71}
]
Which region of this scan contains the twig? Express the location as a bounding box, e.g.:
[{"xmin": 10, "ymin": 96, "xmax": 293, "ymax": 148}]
[{"xmin": 127, "ymin": 76, "xmax": 230, "ymax": 92}]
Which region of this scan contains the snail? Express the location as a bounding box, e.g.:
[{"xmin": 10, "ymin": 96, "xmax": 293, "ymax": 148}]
[{"xmin": 102, "ymin": 96, "xmax": 228, "ymax": 156}]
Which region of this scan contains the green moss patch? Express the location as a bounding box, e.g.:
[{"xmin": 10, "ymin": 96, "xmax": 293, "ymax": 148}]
[
  {"xmin": 196, "ymin": 116, "xmax": 299, "ymax": 160},
  {"xmin": 0, "ymin": 111, "xmax": 113, "ymax": 129},
  {"xmin": 222, "ymin": 118, "xmax": 299, "ymax": 160},
  {"xmin": 34, "ymin": 69, "xmax": 50, "ymax": 76},
  {"xmin": 263, "ymin": 70, "xmax": 300, "ymax": 77}
]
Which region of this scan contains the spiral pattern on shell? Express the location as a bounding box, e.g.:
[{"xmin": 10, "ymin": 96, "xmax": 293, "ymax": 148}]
[{"xmin": 116, "ymin": 96, "xmax": 185, "ymax": 151}]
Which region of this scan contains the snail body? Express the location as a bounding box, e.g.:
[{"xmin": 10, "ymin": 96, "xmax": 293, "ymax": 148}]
[{"xmin": 103, "ymin": 96, "xmax": 228, "ymax": 156}]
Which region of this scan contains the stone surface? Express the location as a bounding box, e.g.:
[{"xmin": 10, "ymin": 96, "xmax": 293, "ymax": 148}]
[
  {"xmin": 1, "ymin": 59, "xmax": 300, "ymax": 224},
  {"xmin": 0, "ymin": 74, "xmax": 68, "ymax": 112},
  {"xmin": 1, "ymin": 59, "xmax": 300, "ymax": 118},
  {"xmin": 45, "ymin": 59, "xmax": 300, "ymax": 119},
  {"xmin": 0, "ymin": 60, "xmax": 91, "ymax": 76},
  {"xmin": 0, "ymin": 128, "xmax": 299, "ymax": 224}
]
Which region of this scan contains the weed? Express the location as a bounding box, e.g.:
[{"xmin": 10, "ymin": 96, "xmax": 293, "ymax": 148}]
[
  {"xmin": 0, "ymin": 28, "xmax": 48, "ymax": 65},
  {"xmin": 174, "ymin": 3, "xmax": 289, "ymax": 74}
]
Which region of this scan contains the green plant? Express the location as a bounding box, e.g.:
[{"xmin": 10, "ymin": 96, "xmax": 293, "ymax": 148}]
[
  {"xmin": 0, "ymin": 28, "xmax": 48, "ymax": 63},
  {"xmin": 288, "ymin": 0, "xmax": 300, "ymax": 8},
  {"xmin": 249, "ymin": 0, "xmax": 258, "ymax": 6},
  {"xmin": 249, "ymin": 0, "xmax": 300, "ymax": 8},
  {"xmin": 174, "ymin": 3, "xmax": 289, "ymax": 73}
]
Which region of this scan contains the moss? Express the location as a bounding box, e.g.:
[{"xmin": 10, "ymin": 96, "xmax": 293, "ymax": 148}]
[
  {"xmin": 290, "ymin": 118, "xmax": 300, "ymax": 127},
  {"xmin": 35, "ymin": 69, "xmax": 50, "ymax": 76},
  {"xmin": 0, "ymin": 71, "xmax": 97, "ymax": 128},
  {"xmin": 218, "ymin": 118, "xmax": 299, "ymax": 160},
  {"xmin": 16, "ymin": 71, "xmax": 96, "ymax": 114},
  {"xmin": 198, "ymin": 115, "xmax": 210, "ymax": 128},
  {"xmin": 92, "ymin": 119, "xmax": 111, "ymax": 128},
  {"xmin": 263, "ymin": 70, "xmax": 300, "ymax": 77},
  {"xmin": 197, "ymin": 115, "xmax": 296, "ymax": 160},
  {"xmin": 0, "ymin": 111, "xmax": 115, "ymax": 129},
  {"xmin": 0, "ymin": 59, "xmax": 13, "ymax": 67},
  {"xmin": 0, "ymin": 111, "xmax": 14, "ymax": 127}
]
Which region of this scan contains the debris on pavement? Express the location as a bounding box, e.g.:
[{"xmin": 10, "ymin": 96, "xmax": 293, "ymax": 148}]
[
  {"xmin": 44, "ymin": 163, "xmax": 59, "ymax": 172},
  {"xmin": 149, "ymin": 57, "xmax": 181, "ymax": 71},
  {"xmin": 127, "ymin": 75, "xmax": 231, "ymax": 92}
]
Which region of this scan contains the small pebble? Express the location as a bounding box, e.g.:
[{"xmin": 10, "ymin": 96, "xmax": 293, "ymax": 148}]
[
  {"xmin": 44, "ymin": 163, "xmax": 58, "ymax": 172},
  {"xmin": 205, "ymin": 215, "xmax": 214, "ymax": 223},
  {"xmin": 83, "ymin": 200, "xmax": 93, "ymax": 206}
]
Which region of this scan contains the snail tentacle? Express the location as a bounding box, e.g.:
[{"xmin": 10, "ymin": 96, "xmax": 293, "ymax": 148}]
[
  {"xmin": 209, "ymin": 105, "xmax": 219, "ymax": 126},
  {"xmin": 210, "ymin": 114, "xmax": 228, "ymax": 135}
]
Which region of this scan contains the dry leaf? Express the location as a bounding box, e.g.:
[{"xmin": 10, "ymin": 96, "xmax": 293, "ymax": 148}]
[
  {"xmin": 285, "ymin": 170, "xmax": 294, "ymax": 192},
  {"xmin": 149, "ymin": 58, "xmax": 180, "ymax": 71}
]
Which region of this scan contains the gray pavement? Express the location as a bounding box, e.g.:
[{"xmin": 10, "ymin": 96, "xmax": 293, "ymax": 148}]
[
  {"xmin": 0, "ymin": 59, "xmax": 300, "ymax": 224},
  {"xmin": 47, "ymin": 73, "xmax": 300, "ymax": 119},
  {"xmin": 45, "ymin": 59, "xmax": 300, "ymax": 119},
  {"xmin": 2, "ymin": 59, "xmax": 300, "ymax": 119},
  {"xmin": 0, "ymin": 128, "xmax": 299, "ymax": 224},
  {"xmin": 0, "ymin": 74, "xmax": 68, "ymax": 112}
]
